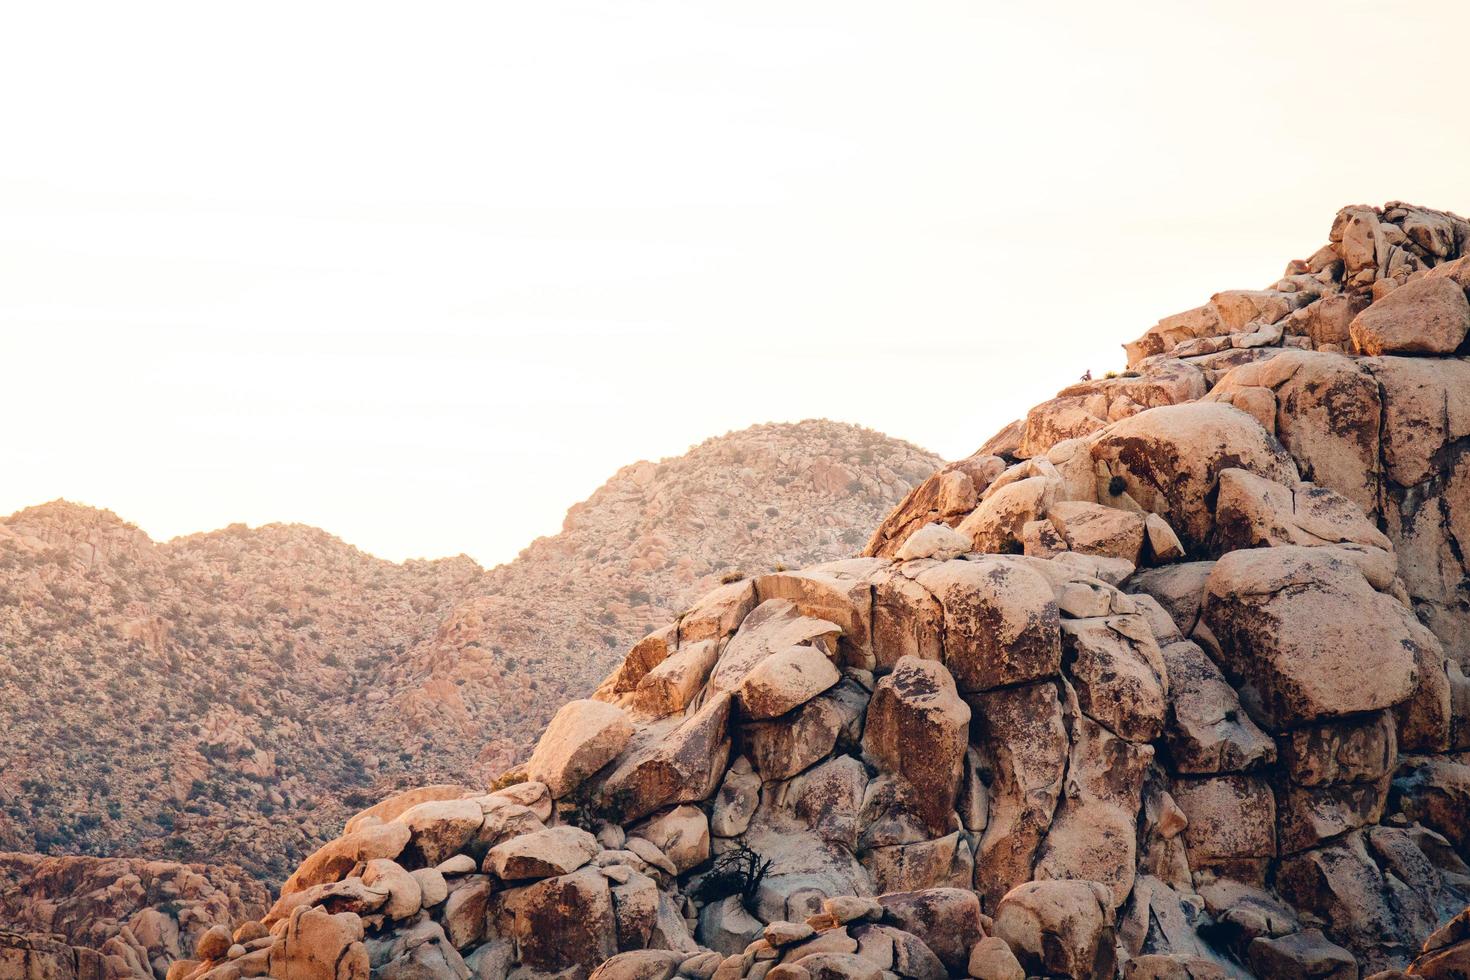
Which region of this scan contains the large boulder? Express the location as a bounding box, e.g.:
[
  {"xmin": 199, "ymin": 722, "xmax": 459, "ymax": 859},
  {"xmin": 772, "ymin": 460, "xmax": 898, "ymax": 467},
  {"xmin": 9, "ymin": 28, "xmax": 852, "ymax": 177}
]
[
  {"xmin": 601, "ymin": 693, "xmax": 732, "ymax": 822},
  {"xmin": 737, "ymin": 645, "xmax": 841, "ymax": 720},
  {"xmin": 1350, "ymin": 274, "xmax": 1470, "ymax": 355},
  {"xmin": 913, "ymin": 558, "xmax": 1061, "ymax": 692},
  {"xmin": 266, "ymin": 906, "xmax": 369, "ymax": 980},
  {"xmin": 1199, "ymin": 547, "xmax": 1419, "ymax": 731},
  {"xmin": 492, "ymin": 867, "xmax": 617, "ymax": 975},
  {"xmin": 876, "ymin": 888, "xmax": 982, "ymax": 975},
  {"xmin": 860, "ymin": 657, "xmax": 970, "ymax": 837},
  {"xmin": 527, "ymin": 700, "xmax": 635, "ymax": 799},
  {"xmin": 992, "ymin": 880, "xmax": 1116, "ymax": 980},
  {"xmin": 1088, "ymin": 402, "xmax": 1299, "ymax": 554}
]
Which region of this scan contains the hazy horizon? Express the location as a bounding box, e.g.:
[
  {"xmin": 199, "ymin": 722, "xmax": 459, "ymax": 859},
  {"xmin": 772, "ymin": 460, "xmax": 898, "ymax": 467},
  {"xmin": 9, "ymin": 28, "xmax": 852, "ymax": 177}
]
[{"xmin": 5, "ymin": 1, "xmax": 1469, "ymax": 566}]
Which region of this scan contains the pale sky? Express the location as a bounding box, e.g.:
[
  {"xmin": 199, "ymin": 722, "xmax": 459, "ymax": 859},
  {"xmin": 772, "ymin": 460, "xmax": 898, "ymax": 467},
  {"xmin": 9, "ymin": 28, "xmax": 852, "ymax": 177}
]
[{"xmin": 3, "ymin": 1, "xmax": 1467, "ymax": 567}]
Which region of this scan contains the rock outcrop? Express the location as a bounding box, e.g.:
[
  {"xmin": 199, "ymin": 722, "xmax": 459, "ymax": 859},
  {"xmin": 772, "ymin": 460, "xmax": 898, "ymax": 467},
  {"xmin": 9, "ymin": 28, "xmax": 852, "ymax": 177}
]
[{"xmin": 15, "ymin": 202, "xmax": 1470, "ymax": 980}]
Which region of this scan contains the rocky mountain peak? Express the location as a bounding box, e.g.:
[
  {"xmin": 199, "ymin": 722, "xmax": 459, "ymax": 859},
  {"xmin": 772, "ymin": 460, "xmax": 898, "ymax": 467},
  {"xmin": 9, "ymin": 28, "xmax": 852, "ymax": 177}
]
[{"xmin": 68, "ymin": 200, "xmax": 1470, "ymax": 980}]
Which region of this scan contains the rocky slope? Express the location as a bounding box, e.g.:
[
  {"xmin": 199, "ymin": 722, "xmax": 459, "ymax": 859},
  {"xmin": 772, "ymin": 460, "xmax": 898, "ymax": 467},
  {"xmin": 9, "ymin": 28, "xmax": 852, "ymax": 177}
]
[
  {"xmin": 0, "ymin": 421, "xmax": 939, "ymax": 890},
  {"xmin": 136, "ymin": 201, "xmax": 1470, "ymax": 980}
]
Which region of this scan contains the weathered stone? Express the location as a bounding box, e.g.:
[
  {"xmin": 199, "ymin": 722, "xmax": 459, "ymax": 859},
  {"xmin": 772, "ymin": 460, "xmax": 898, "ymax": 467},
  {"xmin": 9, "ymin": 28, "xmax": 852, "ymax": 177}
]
[
  {"xmin": 1350, "ymin": 275, "xmax": 1470, "ymax": 355},
  {"xmin": 743, "ymin": 682, "xmax": 862, "ymax": 782},
  {"xmin": 1060, "ymin": 615, "xmax": 1166, "ymax": 742},
  {"xmin": 913, "ymin": 557, "xmax": 1061, "ymax": 692},
  {"xmin": 1170, "ymin": 775, "xmax": 1275, "ymax": 879},
  {"xmin": 266, "ymin": 906, "xmax": 368, "ymax": 980},
  {"xmin": 967, "ymin": 937, "xmax": 1024, "ymax": 980},
  {"xmin": 956, "ymin": 475, "xmax": 1058, "ymax": 554},
  {"xmin": 1089, "ymin": 402, "xmax": 1299, "ymax": 553},
  {"xmin": 968, "ymin": 680, "xmax": 1068, "ymax": 910},
  {"xmin": 631, "ymin": 805, "xmax": 710, "ymax": 875},
  {"xmin": 1158, "ymin": 639, "xmax": 1275, "ymax": 774},
  {"xmin": 1247, "ymin": 930, "xmax": 1356, "ymax": 980},
  {"xmin": 711, "ymin": 760, "xmax": 761, "ymax": 837},
  {"xmin": 394, "ymin": 798, "xmax": 484, "ymax": 867},
  {"xmin": 709, "ymin": 600, "xmax": 843, "ymax": 700},
  {"xmin": 271, "ymin": 823, "xmax": 412, "ymax": 916},
  {"xmin": 589, "ymin": 950, "xmax": 682, "ymax": 980},
  {"xmin": 992, "ymin": 880, "xmax": 1115, "ymax": 980},
  {"xmin": 755, "ymin": 561, "xmax": 880, "ymax": 668},
  {"xmin": 485, "ymin": 825, "xmax": 598, "ymax": 881},
  {"xmin": 894, "ymin": 523, "xmax": 972, "ymax": 562},
  {"xmin": 1047, "ymin": 501, "xmax": 1145, "ymax": 564},
  {"xmin": 527, "ymin": 699, "xmax": 635, "ymax": 799},
  {"xmin": 359, "ymin": 860, "xmax": 421, "ymax": 920},
  {"xmin": 440, "ymin": 875, "xmax": 490, "ymax": 949},
  {"xmin": 1201, "ymin": 547, "xmax": 1419, "ymax": 731},
  {"xmin": 876, "ymin": 888, "xmax": 982, "ymax": 974},
  {"xmin": 343, "ymin": 785, "xmax": 471, "ymax": 836},
  {"xmin": 635, "ymin": 640, "xmax": 722, "ymax": 717},
  {"xmin": 860, "ymin": 657, "xmax": 969, "ymax": 837},
  {"xmin": 493, "ymin": 867, "xmax": 616, "ymax": 974},
  {"xmin": 602, "ymin": 693, "xmax": 732, "ymax": 822},
  {"xmin": 739, "ymin": 645, "xmax": 842, "ymax": 720}
]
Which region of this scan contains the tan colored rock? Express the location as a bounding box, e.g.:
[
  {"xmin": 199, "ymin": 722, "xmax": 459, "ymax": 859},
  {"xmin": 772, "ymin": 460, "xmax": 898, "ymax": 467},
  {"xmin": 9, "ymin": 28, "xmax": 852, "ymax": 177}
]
[
  {"xmin": 601, "ymin": 692, "xmax": 732, "ymax": 822},
  {"xmin": 894, "ymin": 522, "xmax": 972, "ymax": 562},
  {"xmin": 634, "ymin": 639, "xmax": 722, "ymax": 716},
  {"xmin": 913, "ymin": 557, "xmax": 1060, "ymax": 692},
  {"xmin": 527, "ymin": 699, "xmax": 635, "ymax": 798},
  {"xmin": 1201, "ymin": 547, "xmax": 1420, "ymax": 730},
  {"xmin": 956, "ymin": 475, "xmax": 1058, "ymax": 554},
  {"xmin": 992, "ymin": 880, "xmax": 1115, "ymax": 980},
  {"xmin": 876, "ymin": 889, "xmax": 982, "ymax": 975},
  {"xmin": 1061, "ymin": 615, "xmax": 1166, "ymax": 743},
  {"xmin": 1350, "ymin": 275, "xmax": 1470, "ymax": 355},
  {"xmin": 266, "ymin": 906, "xmax": 368, "ymax": 980},
  {"xmin": 196, "ymin": 925, "xmax": 233, "ymax": 962},
  {"xmin": 1089, "ymin": 402, "xmax": 1299, "ymax": 553},
  {"xmin": 861, "ymin": 657, "xmax": 970, "ymax": 837},
  {"xmin": 493, "ymin": 866, "xmax": 617, "ymax": 974},
  {"xmin": 738, "ymin": 645, "xmax": 841, "ymax": 720},
  {"xmin": 967, "ymin": 937, "xmax": 1024, "ymax": 980},
  {"xmin": 342, "ymin": 785, "xmax": 470, "ymax": 836},
  {"xmin": 1213, "ymin": 468, "xmax": 1390, "ymax": 554},
  {"xmin": 708, "ymin": 600, "xmax": 842, "ymax": 700},
  {"xmin": 485, "ymin": 825, "xmax": 598, "ymax": 880},
  {"xmin": 1170, "ymin": 775, "xmax": 1275, "ymax": 878},
  {"xmin": 440, "ymin": 876, "xmax": 490, "ymax": 949},
  {"xmin": 410, "ymin": 867, "xmax": 447, "ymax": 908},
  {"xmin": 359, "ymin": 860, "xmax": 421, "ymax": 920},
  {"xmin": 755, "ymin": 561, "xmax": 880, "ymax": 668},
  {"xmin": 1157, "ymin": 639, "xmax": 1275, "ymax": 774},
  {"xmin": 275, "ymin": 822, "xmax": 411, "ymax": 907},
  {"xmin": 1143, "ymin": 514, "xmax": 1185, "ymax": 564},
  {"xmin": 1046, "ymin": 501, "xmax": 1145, "ymax": 563},
  {"xmin": 394, "ymin": 797, "xmax": 484, "ymax": 866},
  {"xmin": 630, "ymin": 805, "xmax": 710, "ymax": 875}
]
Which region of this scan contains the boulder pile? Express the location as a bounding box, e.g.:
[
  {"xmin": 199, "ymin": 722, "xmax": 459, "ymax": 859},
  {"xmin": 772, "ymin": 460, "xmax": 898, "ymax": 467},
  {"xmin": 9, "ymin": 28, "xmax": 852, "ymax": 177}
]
[{"xmin": 166, "ymin": 202, "xmax": 1470, "ymax": 979}]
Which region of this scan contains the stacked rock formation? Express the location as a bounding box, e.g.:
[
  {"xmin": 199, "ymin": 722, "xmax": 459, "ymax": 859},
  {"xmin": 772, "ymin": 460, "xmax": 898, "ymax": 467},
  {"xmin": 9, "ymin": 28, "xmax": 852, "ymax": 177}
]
[
  {"xmin": 0, "ymin": 852, "xmax": 267, "ymax": 980},
  {"xmin": 81, "ymin": 203, "xmax": 1470, "ymax": 980}
]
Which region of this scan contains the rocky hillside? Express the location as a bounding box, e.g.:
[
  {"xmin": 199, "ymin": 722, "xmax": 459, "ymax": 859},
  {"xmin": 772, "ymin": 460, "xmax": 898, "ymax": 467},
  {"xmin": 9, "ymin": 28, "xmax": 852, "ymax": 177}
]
[
  {"xmin": 117, "ymin": 201, "xmax": 1470, "ymax": 980},
  {"xmin": 0, "ymin": 421, "xmax": 940, "ymax": 888}
]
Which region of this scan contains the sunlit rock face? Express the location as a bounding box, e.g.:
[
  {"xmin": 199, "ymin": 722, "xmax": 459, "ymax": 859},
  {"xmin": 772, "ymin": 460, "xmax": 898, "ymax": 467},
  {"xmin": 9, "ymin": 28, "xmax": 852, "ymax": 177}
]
[{"xmin": 20, "ymin": 202, "xmax": 1470, "ymax": 979}]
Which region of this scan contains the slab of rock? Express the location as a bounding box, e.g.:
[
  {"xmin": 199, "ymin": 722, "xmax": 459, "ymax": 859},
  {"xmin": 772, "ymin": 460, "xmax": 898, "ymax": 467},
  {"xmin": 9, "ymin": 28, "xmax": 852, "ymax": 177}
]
[
  {"xmin": 913, "ymin": 557, "xmax": 1061, "ymax": 692},
  {"xmin": 1170, "ymin": 775, "xmax": 1275, "ymax": 880},
  {"xmin": 1200, "ymin": 547, "xmax": 1419, "ymax": 731},
  {"xmin": 602, "ymin": 693, "xmax": 732, "ymax": 822},
  {"xmin": 1061, "ymin": 615, "xmax": 1166, "ymax": 742},
  {"xmin": 395, "ymin": 798, "xmax": 485, "ymax": 867},
  {"xmin": 1158, "ymin": 639, "xmax": 1275, "ymax": 774},
  {"xmin": 708, "ymin": 600, "xmax": 843, "ymax": 700},
  {"xmin": 343, "ymin": 785, "xmax": 470, "ymax": 836},
  {"xmin": 275, "ymin": 822, "xmax": 412, "ymax": 906},
  {"xmin": 630, "ymin": 805, "xmax": 709, "ymax": 875},
  {"xmin": 1047, "ymin": 501, "xmax": 1145, "ymax": 564},
  {"xmin": 968, "ymin": 680, "xmax": 1068, "ymax": 910},
  {"xmin": 266, "ymin": 906, "xmax": 369, "ymax": 980},
  {"xmin": 861, "ymin": 657, "xmax": 970, "ymax": 837},
  {"xmin": 493, "ymin": 867, "xmax": 617, "ymax": 974},
  {"xmin": 527, "ymin": 699, "xmax": 635, "ymax": 799},
  {"xmin": 739, "ymin": 645, "xmax": 842, "ymax": 720},
  {"xmin": 485, "ymin": 825, "xmax": 599, "ymax": 880},
  {"xmin": 755, "ymin": 561, "xmax": 880, "ymax": 668},
  {"xmin": 876, "ymin": 888, "xmax": 982, "ymax": 974},
  {"xmin": 635, "ymin": 639, "xmax": 722, "ymax": 717},
  {"xmin": 1350, "ymin": 274, "xmax": 1470, "ymax": 355},
  {"xmin": 957, "ymin": 475, "xmax": 1058, "ymax": 554},
  {"xmin": 1247, "ymin": 930, "xmax": 1356, "ymax": 980}
]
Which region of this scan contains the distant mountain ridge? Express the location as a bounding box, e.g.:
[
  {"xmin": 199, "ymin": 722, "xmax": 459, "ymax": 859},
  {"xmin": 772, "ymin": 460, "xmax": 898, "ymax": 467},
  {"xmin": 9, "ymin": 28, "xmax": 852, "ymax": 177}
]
[{"xmin": 0, "ymin": 420, "xmax": 941, "ymax": 887}]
